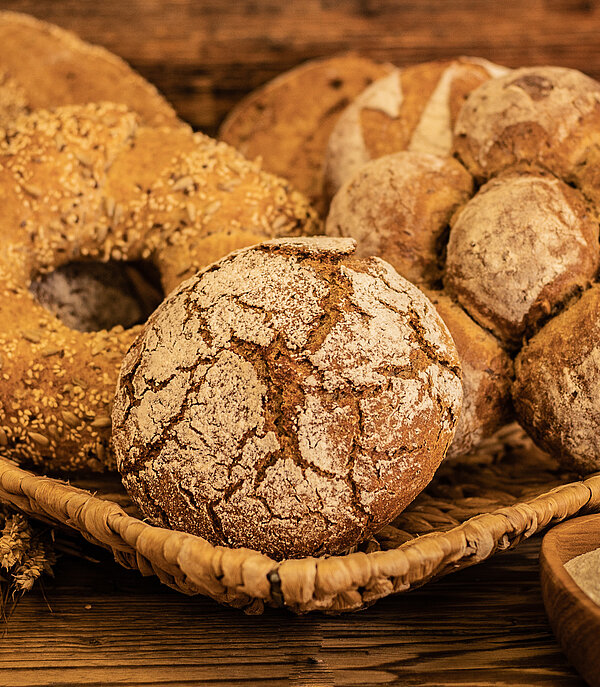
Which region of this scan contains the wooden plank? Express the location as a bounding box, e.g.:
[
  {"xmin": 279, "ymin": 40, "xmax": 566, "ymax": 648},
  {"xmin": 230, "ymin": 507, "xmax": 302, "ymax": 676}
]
[
  {"xmin": 0, "ymin": 539, "xmax": 585, "ymax": 686},
  {"xmin": 2, "ymin": 1, "xmax": 600, "ymax": 131}
]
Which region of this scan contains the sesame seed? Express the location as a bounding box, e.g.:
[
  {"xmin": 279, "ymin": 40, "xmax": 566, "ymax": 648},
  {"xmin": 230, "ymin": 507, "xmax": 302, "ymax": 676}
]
[
  {"xmin": 90, "ymin": 416, "xmax": 111, "ymax": 429},
  {"xmin": 22, "ymin": 330, "xmax": 42, "ymax": 344},
  {"xmin": 61, "ymin": 410, "xmax": 80, "ymax": 427},
  {"xmin": 21, "ymin": 182, "xmax": 42, "ymax": 198},
  {"xmin": 172, "ymin": 176, "xmax": 195, "ymax": 192},
  {"xmin": 28, "ymin": 432, "xmax": 50, "ymax": 447}
]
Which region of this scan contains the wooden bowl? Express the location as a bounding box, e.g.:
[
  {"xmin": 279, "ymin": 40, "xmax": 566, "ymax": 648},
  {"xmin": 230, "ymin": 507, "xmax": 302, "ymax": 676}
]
[{"xmin": 540, "ymin": 514, "xmax": 600, "ymax": 687}]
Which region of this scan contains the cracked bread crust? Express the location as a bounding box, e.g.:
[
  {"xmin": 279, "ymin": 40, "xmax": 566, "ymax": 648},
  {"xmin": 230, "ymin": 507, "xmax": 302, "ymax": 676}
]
[
  {"xmin": 112, "ymin": 237, "xmax": 462, "ymax": 560},
  {"xmin": 0, "ymin": 103, "xmax": 319, "ymax": 472},
  {"xmin": 445, "ymin": 172, "xmax": 600, "ymax": 348},
  {"xmin": 325, "ymin": 151, "xmax": 473, "ymax": 287},
  {"xmin": 513, "ymin": 285, "xmax": 600, "ymax": 473}
]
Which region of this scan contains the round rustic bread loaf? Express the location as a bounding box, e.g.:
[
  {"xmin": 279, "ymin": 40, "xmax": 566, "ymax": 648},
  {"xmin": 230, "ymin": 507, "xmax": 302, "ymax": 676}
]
[
  {"xmin": 219, "ymin": 54, "xmax": 393, "ymax": 214},
  {"xmin": 445, "ymin": 172, "xmax": 599, "ymax": 348},
  {"xmin": 513, "ymin": 285, "xmax": 600, "ymax": 474},
  {"xmin": 0, "ymin": 103, "xmax": 319, "ymax": 472},
  {"xmin": 0, "ymin": 11, "xmax": 181, "ymax": 128},
  {"xmin": 453, "ymin": 66, "xmax": 600, "ymax": 196},
  {"xmin": 325, "ymin": 151, "xmax": 473, "ymax": 287},
  {"xmin": 112, "ymin": 237, "xmax": 462, "ymax": 559},
  {"xmin": 324, "ymin": 56, "xmax": 509, "ymax": 198}
]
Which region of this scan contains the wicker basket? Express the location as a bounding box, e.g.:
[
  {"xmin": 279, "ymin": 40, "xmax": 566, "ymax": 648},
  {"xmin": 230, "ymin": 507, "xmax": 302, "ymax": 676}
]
[{"xmin": 1, "ymin": 424, "xmax": 599, "ymax": 614}]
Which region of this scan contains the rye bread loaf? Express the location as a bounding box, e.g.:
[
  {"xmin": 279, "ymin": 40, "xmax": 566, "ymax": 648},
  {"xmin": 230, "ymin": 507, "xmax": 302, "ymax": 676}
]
[{"xmin": 112, "ymin": 237, "xmax": 462, "ymax": 559}]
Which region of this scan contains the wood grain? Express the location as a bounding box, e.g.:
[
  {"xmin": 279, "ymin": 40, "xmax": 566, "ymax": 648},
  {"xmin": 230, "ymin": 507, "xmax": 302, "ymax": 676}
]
[
  {"xmin": 540, "ymin": 515, "xmax": 600, "ymax": 687},
  {"xmin": 2, "ymin": 1, "xmax": 600, "ymax": 133},
  {"xmin": 0, "ymin": 538, "xmax": 586, "ymax": 686}
]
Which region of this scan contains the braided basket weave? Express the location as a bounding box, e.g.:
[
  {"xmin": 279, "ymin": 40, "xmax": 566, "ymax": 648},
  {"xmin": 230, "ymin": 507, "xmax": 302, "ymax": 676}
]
[{"xmin": 1, "ymin": 424, "xmax": 599, "ymax": 614}]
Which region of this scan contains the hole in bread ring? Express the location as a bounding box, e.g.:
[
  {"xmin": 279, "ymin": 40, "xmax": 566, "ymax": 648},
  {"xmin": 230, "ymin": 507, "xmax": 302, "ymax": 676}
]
[
  {"xmin": 30, "ymin": 260, "xmax": 164, "ymax": 333},
  {"xmin": 0, "ymin": 103, "xmax": 319, "ymax": 473}
]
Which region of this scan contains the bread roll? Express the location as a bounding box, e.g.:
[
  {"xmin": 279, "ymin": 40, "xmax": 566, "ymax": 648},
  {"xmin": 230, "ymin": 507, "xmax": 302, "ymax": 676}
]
[
  {"xmin": 325, "ymin": 151, "xmax": 473, "ymax": 287},
  {"xmin": 445, "ymin": 172, "xmax": 599, "ymax": 348},
  {"xmin": 112, "ymin": 237, "xmax": 462, "ymax": 559},
  {"xmin": 219, "ymin": 54, "xmax": 393, "ymax": 214}
]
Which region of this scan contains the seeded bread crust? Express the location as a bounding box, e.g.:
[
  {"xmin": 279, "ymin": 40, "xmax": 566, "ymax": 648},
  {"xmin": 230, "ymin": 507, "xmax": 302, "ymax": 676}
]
[
  {"xmin": 112, "ymin": 237, "xmax": 462, "ymax": 560},
  {"xmin": 0, "ymin": 103, "xmax": 319, "ymax": 472},
  {"xmin": 513, "ymin": 285, "xmax": 600, "ymax": 474},
  {"xmin": 325, "ymin": 151, "xmax": 473, "ymax": 287},
  {"xmin": 444, "ymin": 172, "xmax": 599, "ymax": 348},
  {"xmin": 0, "ymin": 10, "xmax": 182, "ymax": 129},
  {"xmin": 219, "ymin": 54, "xmax": 393, "ymax": 214},
  {"xmin": 324, "ymin": 57, "xmax": 509, "ymax": 198}
]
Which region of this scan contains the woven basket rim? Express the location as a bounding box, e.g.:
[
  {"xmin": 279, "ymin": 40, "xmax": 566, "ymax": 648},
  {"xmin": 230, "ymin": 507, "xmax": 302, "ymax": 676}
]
[{"xmin": 1, "ymin": 452, "xmax": 599, "ymax": 613}]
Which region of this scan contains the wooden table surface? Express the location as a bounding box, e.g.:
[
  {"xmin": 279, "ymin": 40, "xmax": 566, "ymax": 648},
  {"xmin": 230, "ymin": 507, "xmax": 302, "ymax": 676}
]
[
  {"xmin": 0, "ymin": 1, "xmax": 598, "ymax": 684},
  {"xmin": 0, "ymin": 537, "xmax": 586, "ymax": 686}
]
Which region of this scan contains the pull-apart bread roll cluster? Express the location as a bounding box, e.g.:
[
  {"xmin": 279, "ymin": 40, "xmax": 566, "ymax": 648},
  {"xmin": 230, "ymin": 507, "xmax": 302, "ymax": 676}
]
[{"xmin": 326, "ymin": 64, "xmax": 600, "ymax": 473}]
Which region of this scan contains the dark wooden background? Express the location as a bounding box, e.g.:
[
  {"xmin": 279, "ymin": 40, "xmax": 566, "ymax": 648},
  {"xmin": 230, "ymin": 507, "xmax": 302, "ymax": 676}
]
[
  {"xmin": 1, "ymin": 0, "xmax": 599, "ymax": 133},
  {"xmin": 0, "ymin": 1, "xmax": 598, "ymax": 684}
]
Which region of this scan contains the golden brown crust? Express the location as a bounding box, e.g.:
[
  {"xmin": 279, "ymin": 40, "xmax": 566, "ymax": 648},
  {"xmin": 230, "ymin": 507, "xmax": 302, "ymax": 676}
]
[
  {"xmin": 445, "ymin": 172, "xmax": 600, "ymax": 348},
  {"xmin": 325, "ymin": 151, "xmax": 473, "ymax": 287},
  {"xmin": 112, "ymin": 238, "xmax": 462, "ymax": 559},
  {"xmin": 0, "ymin": 10, "xmax": 182, "ymax": 128},
  {"xmin": 513, "ymin": 285, "xmax": 600, "ymax": 473},
  {"xmin": 0, "ymin": 103, "xmax": 320, "ymax": 473},
  {"xmin": 324, "ymin": 57, "xmax": 509, "ymax": 197},
  {"xmin": 453, "ymin": 66, "xmax": 600, "ymax": 190},
  {"xmin": 0, "ymin": 67, "xmax": 27, "ymax": 126},
  {"xmin": 424, "ymin": 290, "xmax": 513, "ymax": 458},
  {"xmin": 218, "ymin": 54, "xmax": 393, "ymax": 214}
]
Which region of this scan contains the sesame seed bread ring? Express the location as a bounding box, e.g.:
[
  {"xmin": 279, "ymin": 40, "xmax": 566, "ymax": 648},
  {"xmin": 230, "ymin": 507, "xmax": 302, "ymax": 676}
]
[
  {"xmin": 324, "ymin": 57, "xmax": 509, "ymax": 198},
  {"xmin": 112, "ymin": 237, "xmax": 462, "ymax": 560},
  {"xmin": 219, "ymin": 54, "xmax": 394, "ymax": 214},
  {"xmin": 0, "ymin": 103, "xmax": 319, "ymax": 473},
  {"xmin": 0, "ymin": 11, "xmax": 182, "ymax": 129}
]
